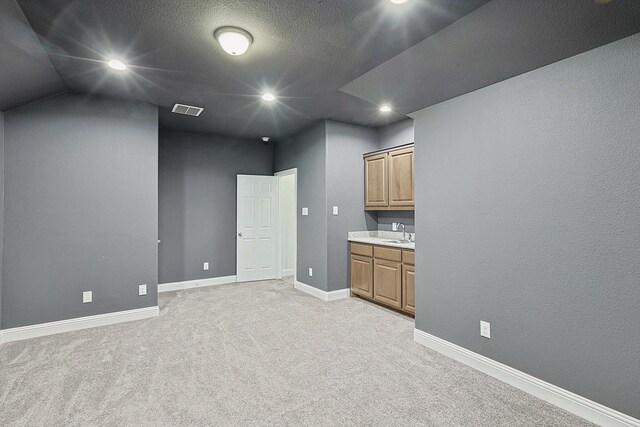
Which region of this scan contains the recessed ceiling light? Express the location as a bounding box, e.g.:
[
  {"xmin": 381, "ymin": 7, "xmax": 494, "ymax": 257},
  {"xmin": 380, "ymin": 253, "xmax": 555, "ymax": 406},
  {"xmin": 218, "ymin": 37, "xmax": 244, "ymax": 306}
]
[
  {"xmin": 380, "ymin": 104, "xmax": 392, "ymax": 113},
  {"xmin": 214, "ymin": 26, "xmax": 253, "ymax": 56},
  {"xmin": 107, "ymin": 59, "xmax": 127, "ymax": 71},
  {"xmin": 390, "ymin": 0, "xmax": 409, "ymax": 4},
  {"xmin": 262, "ymin": 92, "xmax": 276, "ymax": 102}
]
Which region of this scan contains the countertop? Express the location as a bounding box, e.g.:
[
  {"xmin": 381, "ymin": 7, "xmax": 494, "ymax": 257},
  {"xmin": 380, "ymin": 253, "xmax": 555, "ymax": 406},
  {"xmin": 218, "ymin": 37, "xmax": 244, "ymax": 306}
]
[{"xmin": 348, "ymin": 231, "xmax": 415, "ymax": 250}]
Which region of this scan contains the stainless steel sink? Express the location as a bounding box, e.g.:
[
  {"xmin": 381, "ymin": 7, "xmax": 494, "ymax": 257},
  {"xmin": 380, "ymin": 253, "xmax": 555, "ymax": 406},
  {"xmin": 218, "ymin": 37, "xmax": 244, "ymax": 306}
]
[{"xmin": 383, "ymin": 239, "xmax": 411, "ymax": 244}]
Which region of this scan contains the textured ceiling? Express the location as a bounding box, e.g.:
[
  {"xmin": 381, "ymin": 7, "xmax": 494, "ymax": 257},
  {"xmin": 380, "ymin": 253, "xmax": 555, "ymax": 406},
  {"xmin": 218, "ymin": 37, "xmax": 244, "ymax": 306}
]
[
  {"xmin": 12, "ymin": 0, "xmax": 488, "ymax": 139},
  {"xmin": 0, "ymin": 0, "xmax": 65, "ymax": 111},
  {"xmin": 341, "ymin": 0, "xmax": 640, "ymax": 115}
]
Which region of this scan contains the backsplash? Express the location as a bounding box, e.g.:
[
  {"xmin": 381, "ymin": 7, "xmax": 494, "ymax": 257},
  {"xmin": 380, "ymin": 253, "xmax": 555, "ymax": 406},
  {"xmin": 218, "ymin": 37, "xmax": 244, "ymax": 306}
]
[{"xmin": 375, "ymin": 211, "xmax": 415, "ymax": 233}]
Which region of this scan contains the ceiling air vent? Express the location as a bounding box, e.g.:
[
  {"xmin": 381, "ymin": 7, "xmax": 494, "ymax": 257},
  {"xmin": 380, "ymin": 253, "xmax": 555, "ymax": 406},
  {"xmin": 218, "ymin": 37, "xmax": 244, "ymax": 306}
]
[{"xmin": 171, "ymin": 103, "xmax": 204, "ymax": 117}]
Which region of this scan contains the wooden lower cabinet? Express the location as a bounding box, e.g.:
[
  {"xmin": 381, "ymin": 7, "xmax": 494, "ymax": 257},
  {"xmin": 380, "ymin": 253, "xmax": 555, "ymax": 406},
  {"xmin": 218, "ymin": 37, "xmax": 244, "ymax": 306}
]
[
  {"xmin": 350, "ymin": 254, "xmax": 373, "ymax": 298},
  {"xmin": 350, "ymin": 243, "xmax": 414, "ymax": 315},
  {"xmin": 373, "ymin": 259, "xmax": 402, "ymax": 309},
  {"xmin": 402, "ymin": 265, "xmax": 415, "ymax": 314}
]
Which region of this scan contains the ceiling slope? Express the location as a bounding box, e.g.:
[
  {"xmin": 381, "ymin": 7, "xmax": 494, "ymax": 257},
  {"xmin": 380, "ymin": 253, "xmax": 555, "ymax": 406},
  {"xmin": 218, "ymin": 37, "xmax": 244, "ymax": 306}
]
[
  {"xmin": 15, "ymin": 0, "xmax": 487, "ymax": 138},
  {"xmin": 341, "ymin": 0, "xmax": 640, "ymax": 115},
  {"xmin": 0, "ymin": 0, "xmax": 66, "ymax": 111}
]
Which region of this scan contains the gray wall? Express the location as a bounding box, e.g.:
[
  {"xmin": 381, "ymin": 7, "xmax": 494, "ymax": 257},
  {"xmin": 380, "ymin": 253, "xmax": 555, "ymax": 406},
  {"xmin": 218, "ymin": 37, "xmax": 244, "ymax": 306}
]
[
  {"xmin": 3, "ymin": 94, "xmax": 158, "ymax": 329},
  {"xmin": 274, "ymin": 123, "xmax": 328, "ymax": 290},
  {"xmin": 326, "ymin": 121, "xmax": 378, "ymax": 291},
  {"xmin": 376, "ymin": 211, "xmax": 414, "ymax": 233},
  {"xmin": 158, "ymin": 129, "xmax": 273, "ymax": 284},
  {"xmin": 412, "ymin": 33, "xmax": 640, "ymax": 418},
  {"xmin": 378, "ymin": 118, "xmax": 414, "ymax": 150},
  {"xmin": 0, "ymin": 111, "xmax": 4, "ymax": 327}
]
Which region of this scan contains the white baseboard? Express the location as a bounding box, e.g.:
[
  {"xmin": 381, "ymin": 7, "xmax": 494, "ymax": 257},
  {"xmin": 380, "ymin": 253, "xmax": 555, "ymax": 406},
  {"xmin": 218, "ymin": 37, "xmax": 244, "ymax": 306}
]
[
  {"xmin": 0, "ymin": 306, "xmax": 159, "ymax": 344},
  {"xmin": 158, "ymin": 275, "xmax": 237, "ymax": 293},
  {"xmin": 413, "ymin": 329, "xmax": 639, "ymax": 427},
  {"xmin": 294, "ymin": 281, "xmax": 350, "ymax": 302}
]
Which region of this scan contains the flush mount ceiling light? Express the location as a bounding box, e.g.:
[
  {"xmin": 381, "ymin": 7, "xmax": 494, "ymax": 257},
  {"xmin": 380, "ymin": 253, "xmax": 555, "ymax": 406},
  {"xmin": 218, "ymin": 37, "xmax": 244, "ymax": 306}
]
[
  {"xmin": 380, "ymin": 104, "xmax": 392, "ymax": 113},
  {"xmin": 214, "ymin": 26, "xmax": 253, "ymax": 56},
  {"xmin": 390, "ymin": 0, "xmax": 409, "ymax": 4},
  {"xmin": 262, "ymin": 92, "xmax": 276, "ymax": 102},
  {"xmin": 107, "ymin": 58, "xmax": 127, "ymax": 71}
]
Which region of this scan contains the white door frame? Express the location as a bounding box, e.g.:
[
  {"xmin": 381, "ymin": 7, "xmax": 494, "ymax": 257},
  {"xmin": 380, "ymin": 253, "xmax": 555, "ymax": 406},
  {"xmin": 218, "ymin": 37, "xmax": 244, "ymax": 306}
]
[
  {"xmin": 275, "ymin": 168, "xmax": 297, "ymax": 282},
  {"xmin": 236, "ymin": 174, "xmax": 279, "ymax": 282}
]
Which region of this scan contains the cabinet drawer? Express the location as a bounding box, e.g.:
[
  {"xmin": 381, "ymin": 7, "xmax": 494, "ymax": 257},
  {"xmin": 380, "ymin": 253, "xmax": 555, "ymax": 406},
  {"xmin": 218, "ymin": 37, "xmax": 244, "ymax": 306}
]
[
  {"xmin": 402, "ymin": 250, "xmax": 415, "ymax": 265},
  {"xmin": 350, "ymin": 243, "xmax": 373, "ymax": 257},
  {"xmin": 374, "ymin": 246, "xmax": 402, "ymax": 262}
]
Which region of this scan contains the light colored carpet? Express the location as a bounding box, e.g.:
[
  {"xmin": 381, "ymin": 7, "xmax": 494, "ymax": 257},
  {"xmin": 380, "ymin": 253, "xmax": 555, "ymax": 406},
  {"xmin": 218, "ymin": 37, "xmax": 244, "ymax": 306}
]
[{"xmin": 0, "ymin": 280, "xmax": 593, "ymax": 426}]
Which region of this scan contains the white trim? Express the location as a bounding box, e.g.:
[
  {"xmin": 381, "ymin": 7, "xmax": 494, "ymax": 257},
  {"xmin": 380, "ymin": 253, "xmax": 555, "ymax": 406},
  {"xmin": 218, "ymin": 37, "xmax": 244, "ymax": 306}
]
[
  {"xmin": 413, "ymin": 329, "xmax": 640, "ymax": 427},
  {"xmin": 0, "ymin": 306, "xmax": 159, "ymax": 344},
  {"xmin": 282, "ymin": 268, "xmax": 295, "ymax": 277},
  {"xmin": 294, "ymin": 280, "xmax": 350, "ymax": 302},
  {"xmin": 157, "ymin": 275, "xmax": 237, "ymax": 293},
  {"xmin": 275, "ymin": 168, "xmax": 297, "ymax": 284}
]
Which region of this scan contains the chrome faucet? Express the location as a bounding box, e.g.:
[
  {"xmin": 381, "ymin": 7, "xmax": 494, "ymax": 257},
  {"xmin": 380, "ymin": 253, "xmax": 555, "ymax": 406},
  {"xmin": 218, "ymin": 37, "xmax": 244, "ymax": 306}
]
[{"xmin": 398, "ymin": 223, "xmax": 406, "ymax": 242}]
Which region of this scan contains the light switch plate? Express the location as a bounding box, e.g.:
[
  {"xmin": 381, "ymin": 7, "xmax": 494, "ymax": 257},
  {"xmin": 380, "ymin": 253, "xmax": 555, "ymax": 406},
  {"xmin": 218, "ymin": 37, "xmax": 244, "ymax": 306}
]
[
  {"xmin": 203, "ymin": 262, "xmax": 209, "ymax": 271},
  {"xmin": 302, "ymin": 207, "xmax": 309, "ymax": 216},
  {"xmin": 139, "ymin": 284, "xmax": 147, "ymax": 296},
  {"xmin": 480, "ymin": 321, "xmax": 491, "ymax": 339},
  {"xmin": 308, "ymin": 267, "xmax": 313, "ymax": 277},
  {"xmin": 83, "ymin": 291, "xmax": 92, "ymax": 304},
  {"xmin": 332, "ymin": 206, "xmax": 339, "ymax": 215}
]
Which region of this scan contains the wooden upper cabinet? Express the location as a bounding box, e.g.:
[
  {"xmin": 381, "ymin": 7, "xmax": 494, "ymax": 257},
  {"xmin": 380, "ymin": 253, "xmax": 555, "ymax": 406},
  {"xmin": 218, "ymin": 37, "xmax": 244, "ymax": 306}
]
[
  {"xmin": 389, "ymin": 146, "xmax": 415, "ymax": 207},
  {"xmin": 364, "ymin": 145, "xmax": 414, "ymax": 210},
  {"xmin": 364, "ymin": 153, "xmax": 388, "ymax": 208}
]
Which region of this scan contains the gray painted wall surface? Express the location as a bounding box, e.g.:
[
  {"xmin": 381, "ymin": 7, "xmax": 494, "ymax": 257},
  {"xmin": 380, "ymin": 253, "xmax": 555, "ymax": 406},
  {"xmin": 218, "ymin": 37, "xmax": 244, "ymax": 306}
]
[
  {"xmin": 378, "ymin": 118, "xmax": 414, "ymax": 150},
  {"xmin": 0, "ymin": 111, "xmax": 4, "ymax": 327},
  {"xmin": 326, "ymin": 121, "xmax": 378, "ymax": 291},
  {"xmin": 274, "ymin": 123, "xmax": 328, "ymax": 290},
  {"xmin": 3, "ymin": 94, "xmax": 158, "ymax": 329},
  {"xmin": 158, "ymin": 130, "xmax": 273, "ymax": 284},
  {"xmin": 376, "ymin": 211, "xmax": 415, "ymax": 233},
  {"xmin": 412, "ymin": 34, "xmax": 640, "ymax": 418}
]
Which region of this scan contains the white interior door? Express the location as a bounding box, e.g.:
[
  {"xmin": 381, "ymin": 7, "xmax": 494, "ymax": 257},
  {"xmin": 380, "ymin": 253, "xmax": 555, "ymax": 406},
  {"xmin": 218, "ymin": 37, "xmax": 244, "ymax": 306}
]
[{"xmin": 237, "ymin": 175, "xmax": 278, "ymax": 282}]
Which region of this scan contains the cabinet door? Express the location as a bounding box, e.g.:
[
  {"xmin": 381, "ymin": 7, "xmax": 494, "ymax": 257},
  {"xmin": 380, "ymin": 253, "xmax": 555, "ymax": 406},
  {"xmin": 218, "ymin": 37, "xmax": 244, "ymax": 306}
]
[
  {"xmin": 402, "ymin": 265, "xmax": 415, "ymax": 314},
  {"xmin": 350, "ymin": 255, "xmax": 373, "ymax": 298},
  {"xmin": 373, "ymin": 259, "xmax": 402, "ymax": 309},
  {"xmin": 388, "ymin": 146, "xmax": 414, "ymax": 208},
  {"xmin": 364, "ymin": 153, "xmax": 389, "ymax": 208}
]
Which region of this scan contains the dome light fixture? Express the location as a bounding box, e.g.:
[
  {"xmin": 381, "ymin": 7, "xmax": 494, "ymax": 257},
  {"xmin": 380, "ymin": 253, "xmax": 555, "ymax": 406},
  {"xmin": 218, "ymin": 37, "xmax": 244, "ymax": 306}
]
[
  {"xmin": 380, "ymin": 104, "xmax": 392, "ymax": 113},
  {"xmin": 107, "ymin": 58, "xmax": 127, "ymax": 71},
  {"xmin": 262, "ymin": 92, "xmax": 276, "ymax": 102},
  {"xmin": 390, "ymin": 0, "xmax": 409, "ymax": 4},
  {"xmin": 214, "ymin": 26, "xmax": 254, "ymax": 56}
]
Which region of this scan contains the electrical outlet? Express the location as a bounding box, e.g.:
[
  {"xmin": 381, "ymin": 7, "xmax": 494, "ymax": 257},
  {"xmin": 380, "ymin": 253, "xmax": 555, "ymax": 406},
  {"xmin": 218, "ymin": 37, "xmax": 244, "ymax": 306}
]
[
  {"xmin": 82, "ymin": 291, "xmax": 92, "ymax": 304},
  {"xmin": 392, "ymin": 222, "xmax": 398, "ymax": 231},
  {"xmin": 480, "ymin": 321, "xmax": 491, "ymax": 339},
  {"xmin": 332, "ymin": 206, "xmax": 339, "ymax": 215},
  {"xmin": 139, "ymin": 284, "xmax": 147, "ymax": 296},
  {"xmin": 302, "ymin": 207, "xmax": 309, "ymax": 216},
  {"xmin": 308, "ymin": 267, "xmax": 313, "ymax": 277},
  {"xmin": 203, "ymin": 262, "xmax": 209, "ymax": 271}
]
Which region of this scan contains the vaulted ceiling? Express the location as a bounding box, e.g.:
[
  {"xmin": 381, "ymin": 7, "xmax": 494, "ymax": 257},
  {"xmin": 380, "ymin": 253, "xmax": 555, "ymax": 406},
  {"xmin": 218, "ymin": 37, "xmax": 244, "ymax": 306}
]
[
  {"xmin": 4, "ymin": 0, "xmax": 487, "ymax": 138},
  {"xmin": 1, "ymin": 0, "xmax": 640, "ymax": 140}
]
